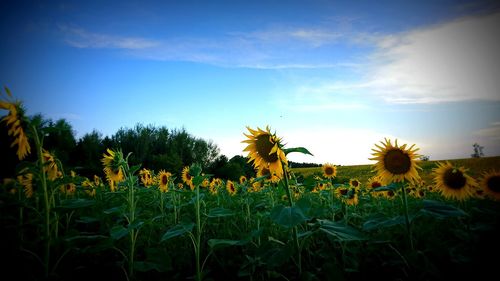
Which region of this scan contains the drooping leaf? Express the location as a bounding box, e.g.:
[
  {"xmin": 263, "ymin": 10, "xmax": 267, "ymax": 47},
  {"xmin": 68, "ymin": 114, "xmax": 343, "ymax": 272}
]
[
  {"xmin": 160, "ymin": 222, "xmax": 194, "ymax": 242},
  {"xmin": 317, "ymin": 219, "xmax": 366, "ymax": 241},
  {"xmin": 283, "ymin": 147, "xmax": 313, "ymax": 156},
  {"xmin": 110, "ymin": 225, "xmax": 129, "ymax": 240},
  {"xmin": 56, "ymin": 199, "xmax": 95, "ymax": 209},
  {"xmin": 270, "ymin": 205, "xmax": 308, "ymax": 228},
  {"xmin": 206, "ymin": 207, "xmax": 234, "ymax": 218},
  {"xmin": 420, "ymin": 199, "xmax": 468, "ymax": 219}
]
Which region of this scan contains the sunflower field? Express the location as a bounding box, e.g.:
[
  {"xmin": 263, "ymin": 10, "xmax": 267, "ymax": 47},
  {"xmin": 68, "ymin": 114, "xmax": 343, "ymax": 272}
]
[{"xmin": 1, "ymin": 89, "xmax": 500, "ymax": 281}]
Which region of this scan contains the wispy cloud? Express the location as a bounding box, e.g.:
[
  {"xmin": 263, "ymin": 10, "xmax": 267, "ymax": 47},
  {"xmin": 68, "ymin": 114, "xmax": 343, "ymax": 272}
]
[
  {"xmin": 60, "ymin": 25, "xmax": 160, "ymax": 49},
  {"xmin": 59, "ymin": 21, "xmax": 358, "ymax": 69},
  {"xmin": 365, "ymin": 12, "xmax": 500, "ymax": 104},
  {"xmin": 474, "ymin": 122, "xmax": 500, "ymax": 141}
]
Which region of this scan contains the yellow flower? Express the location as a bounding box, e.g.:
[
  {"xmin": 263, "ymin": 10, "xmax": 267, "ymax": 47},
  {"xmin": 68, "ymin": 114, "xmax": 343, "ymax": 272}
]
[
  {"xmin": 157, "ymin": 170, "xmax": 171, "ymax": 193},
  {"xmin": 101, "ymin": 148, "xmax": 124, "ymax": 189},
  {"xmin": 42, "ymin": 150, "xmax": 60, "ymax": 181},
  {"xmin": 479, "ymin": 170, "xmax": 500, "ymax": 201},
  {"xmin": 370, "ymin": 138, "xmax": 421, "ymax": 184},
  {"xmin": 0, "ymin": 90, "xmax": 31, "ymax": 160},
  {"xmin": 139, "ymin": 168, "xmax": 154, "ymax": 187},
  {"xmin": 349, "ymin": 178, "xmax": 361, "ymax": 189},
  {"xmin": 18, "ymin": 173, "xmax": 34, "ymax": 198},
  {"xmin": 256, "ymin": 166, "xmax": 280, "ymax": 183},
  {"xmin": 432, "ymin": 162, "xmax": 476, "ymax": 201},
  {"xmin": 367, "ymin": 176, "xmax": 385, "ymax": 190},
  {"xmin": 226, "ymin": 180, "xmax": 237, "ymax": 196},
  {"xmin": 239, "ymin": 175, "xmax": 247, "ymax": 185},
  {"xmin": 322, "ymin": 163, "xmax": 337, "ymax": 178},
  {"xmin": 181, "ymin": 166, "xmax": 194, "ymax": 190},
  {"xmin": 242, "ymin": 126, "xmax": 287, "ymax": 179}
]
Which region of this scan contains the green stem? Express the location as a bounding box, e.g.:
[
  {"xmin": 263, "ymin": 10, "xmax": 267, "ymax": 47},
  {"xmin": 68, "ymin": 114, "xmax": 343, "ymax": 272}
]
[
  {"xmin": 195, "ymin": 184, "xmax": 202, "ymax": 281},
  {"xmin": 31, "ymin": 125, "xmax": 51, "ymax": 278},
  {"xmin": 124, "ymin": 162, "xmax": 136, "ymax": 279},
  {"xmin": 282, "ymin": 167, "xmax": 302, "ymax": 275},
  {"xmin": 400, "ymin": 183, "xmax": 414, "ymax": 250}
]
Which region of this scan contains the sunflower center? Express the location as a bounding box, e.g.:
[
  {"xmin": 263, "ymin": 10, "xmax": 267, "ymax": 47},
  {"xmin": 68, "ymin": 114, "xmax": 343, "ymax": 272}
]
[
  {"xmin": 351, "ymin": 181, "xmax": 359, "ymax": 187},
  {"xmin": 487, "ymin": 175, "xmax": 500, "ymax": 192},
  {"xmin": 443, "ymin": 169, "xmax": 466, "ymax": 190},
  {"xmin": 161, "ymin": 175, "xmax": 168, "ymax": 185},
  {"xmin": 325, "ymin": 167, "xmax": 334, "ymax": 175},
  {"xmin": 339, "ymin": 189, "xmax": 348, "ymax": 195},
  {"xmin": 256, "ymin": 134, "xmax": 279, "ymax": 163},
  {"xmin": 371, "ymin": 182, "xmax": 382, "ymax": 188},
  {"xmin": 383, "ymin": 149, "xmax": 411, "ymax": 175}
]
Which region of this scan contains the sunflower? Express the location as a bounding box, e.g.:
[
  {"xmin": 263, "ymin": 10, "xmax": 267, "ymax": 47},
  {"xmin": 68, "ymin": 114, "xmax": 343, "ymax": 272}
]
[
  {"xmin": 157, "ymin": 170, "xmax": 171, "ymax": 193},
  {"xmin": 226, "ymin": 180, "xmax": 237, "ymax": 196},
  {"xmin": 322, "ymin": 163, "xmax": 337, "ymax": 178},
  {"xmin": 0, "ymin": 90, "xmax": 31, "ymax": 160},
  {"xmin": 479, "ymin": 170, "xmax": 500, "ymax": 201},
  {"xmin": 349, "ymin": 178, "xmax": 361, "ymax": 189},
  {"xmin": 367, "ymin": 176, "xmax": 385, "ymax": 190},
  {"xmin": 181, "ymin": 166, "xmax": 194, "ymax": 190},
  {"xmin": 344, "ymin": 189, "xmax": 359, "ymax": 206},
  {"xmin": 18, "ymin": 173, "xmax": 33, "ymax": 198},
  {"xmin": 242, "ymin": 126, "xmax": 287, "ymax": 179},
  {"xmin": 370, "ymin": 138, "xmax": 421, "ymax": 184},
  {"xmin": 209, "ymin": 178, "xmax": 222, "ymax": 195},
  {"xmin": 60, "ymin": 183, "xmax": 76, "ymax": 195},
  {"xmin": 139, "ymin": 168, "xmax": 154, "ymax": 187},
  {"xmin": 239, "ymin": 175, "xmax": 247, "ymax": 185},
  {"xmin": 42, "ymin": 149, "xmax": 60, "ymax": 181},
  {"xmin": 432, "ymin": 162, "xmax": 476, "ymax": 201},
  {"xmin": 256, "ymin": 166, "xmax": 280, "ymax": 183},
  {"xmin": 101, "ymin": 148, "xmax": 125, "ymax": 191}
]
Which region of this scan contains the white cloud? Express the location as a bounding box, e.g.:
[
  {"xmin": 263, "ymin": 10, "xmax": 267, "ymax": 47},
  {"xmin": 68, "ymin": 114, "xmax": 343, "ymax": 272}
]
[
  {"xmin": 60, "ymin": 25, "xmax": 160, "ymax": 49},
  {"xmin": 366, "ymin": 12, "xmax": 500, "ymax": 104},
  {"xmin": 474, "ymin": 122, "xmax": 500, "ymax": 141}
]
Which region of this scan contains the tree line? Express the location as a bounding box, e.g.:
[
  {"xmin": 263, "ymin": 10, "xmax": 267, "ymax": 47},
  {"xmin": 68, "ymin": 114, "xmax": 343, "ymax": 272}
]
[{"xmin": 0, "ymin": 114, "xmax": 258, "ymax": 182}]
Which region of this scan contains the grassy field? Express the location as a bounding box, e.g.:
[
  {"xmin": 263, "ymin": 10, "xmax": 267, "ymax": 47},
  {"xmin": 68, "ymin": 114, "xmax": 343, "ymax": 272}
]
[{"xmin": 292, "ymin": 155, "xmax": 500, "ymax": 185}]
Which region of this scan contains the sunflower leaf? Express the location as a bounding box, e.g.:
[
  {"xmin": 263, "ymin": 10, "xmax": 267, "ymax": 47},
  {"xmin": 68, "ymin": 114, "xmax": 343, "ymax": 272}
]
[
  {"xmin": 317, "ymin": 219, "xmax": 366, "ymax": 241},
  {"xmin": 283, "ymin": 147, "xmax": 313, "ymax": 156},
  {"xmin": 420, "ymin": 199, "xmax": 468, "ymax": 219},
  {"xmin": 270, "ymin": 205, "xmax": 308, "ymax": 228},
  {"xmin": 206, "ymin": 207, "xmax": 234, "ymax": 218},
  {"xmin": 160, "ymin": 222, "xmax": 194, "ymax": 242},
  {"xmin": 110, "ymin": 225, "xmax": 129, "ymax": 240}
]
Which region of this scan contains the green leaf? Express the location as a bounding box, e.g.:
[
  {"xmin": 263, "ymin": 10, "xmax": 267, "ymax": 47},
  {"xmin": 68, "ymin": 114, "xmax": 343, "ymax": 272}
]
[
  {"xmin": 362, "ymin": 214, "xmax": 407, "ymax": 231},
  {"xmin": 160, "ymin": 222, "xmax": 194, "ymax": 242},
  {"xmin": 104, "ymin": 206, "xmax": 123, "ymax": 215},
  {"xmin": 317, "ymin": 219, "xmax": 366, "ymax": 241},
  {"xmin": 283, "ymin": 147, "xmax": 313, "ymax": 156},
  {"xmin": 420, "ymin": 199, "xmax": 468, "ymax": 219},
  {"xmin": 57, "ymin": 199, "xmax": 95, "ymax": 209},
  {"xmin": 270, "ymin": 205, "xmax": 308, "ymax": 228},
  {"xmin": 110, "ymin": 225, "xmax": 129, "ymax": 240},
  {"xmin": 206, "ymin": 207, "xmax": 234, "ymax": 218},
  {"xmin": 76, "ymin": 216, "xmax": 100, "ymax": 224},
  {"xmin": 130, "ymin": 164, "xmax": 142, "ymax": 175},
  {"xmin": 128, "ymin": 220, "xmax": 144, "ymax": 230},
  {"xmin": 208, "ymin": 239, "xmax": 244, "ymax": 249},
  {"xmin": 4, "ymin": 86, "xmax": 12, "ymax": 97},
  {"xmin": 372, "ymin": 183, "xmax": 400, "ymax": 192},
  {"xmin": 65, "ymin": 235, "xmax": 107, "ymax": 242}
]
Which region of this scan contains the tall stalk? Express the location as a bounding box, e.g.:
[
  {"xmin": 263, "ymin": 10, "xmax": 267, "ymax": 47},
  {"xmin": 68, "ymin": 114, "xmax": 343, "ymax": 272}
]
[
  {"xmin": 123, "ymin": 160, "xmax": 138, "ymax": 279},
  {"xmin": 282, "ymin": 167, "xmax": 302, "ymax": 275},
  {"xmin": 194, "ymin": 181, "xmax": 202, "ymax": 281},
  {"xmin": 400, "ymin": 182, "xmax": 414, "ymax": 250},
  {"xmin": 31, "ymin": 124, "xmax": 51, "ymax": 278}
]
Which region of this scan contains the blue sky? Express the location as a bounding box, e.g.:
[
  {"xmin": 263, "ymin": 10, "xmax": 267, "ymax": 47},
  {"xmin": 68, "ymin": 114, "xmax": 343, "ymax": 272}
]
[{"xmin": 1, "ymin": 0, "xmax": 499, "ymax": 165}]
